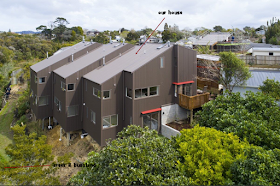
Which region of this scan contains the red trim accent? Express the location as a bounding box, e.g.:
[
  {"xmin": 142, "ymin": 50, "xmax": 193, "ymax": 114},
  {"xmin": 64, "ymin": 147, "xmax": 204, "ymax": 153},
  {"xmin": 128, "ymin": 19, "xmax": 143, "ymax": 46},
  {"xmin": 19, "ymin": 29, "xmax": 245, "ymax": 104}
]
[
  {"xmin": 173, "ymin": 81, "xmax": 194, "ymax": 85},
  {"xmin": 141, "ymin": 108, "xmax": 162, "ymax": 115}
]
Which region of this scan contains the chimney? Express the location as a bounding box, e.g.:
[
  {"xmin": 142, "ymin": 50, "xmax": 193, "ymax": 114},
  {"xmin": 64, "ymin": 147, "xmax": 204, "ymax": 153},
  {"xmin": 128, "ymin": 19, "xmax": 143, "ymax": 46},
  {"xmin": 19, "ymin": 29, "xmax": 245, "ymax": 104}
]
[
  {"xmin": 72, "ymin": 54, "xmax": 74, "ymax": 62},
  {"xmin": 103, "ymin": 56, "xmax": 105, "ymax": 66},
  {"xmin": 47, "ymin": 51, "xmax": 48, "ymax": 59},
  {"xmin": 110, "ymin": 36, "xmax": 112, "ymax": 44},
  {"xmin": 83, "ymin": 36, "xmax": 85, "ymax": 43}
]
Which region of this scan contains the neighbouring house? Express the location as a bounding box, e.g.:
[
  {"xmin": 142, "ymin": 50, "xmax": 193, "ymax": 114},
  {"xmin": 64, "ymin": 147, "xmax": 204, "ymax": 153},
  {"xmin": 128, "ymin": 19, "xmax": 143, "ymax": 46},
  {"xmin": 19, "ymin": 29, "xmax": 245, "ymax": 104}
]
[
  {"xmin": 247, "ymin": 47, "xmax": 280, "ymax": 56},
  {"xmin": 192, "ymin": 32, "xmax": 231, "ymax": 50},
  {"xmin": 30, "ymin": 40, "xmax": 208, "ymax": 146},
  {"xmin": 29, "ymin": 41, "xmax": 102, "ymax": 121},
  {"xmin": 231, "ymin": 69, "xmax": 280, "ymax": 99}
]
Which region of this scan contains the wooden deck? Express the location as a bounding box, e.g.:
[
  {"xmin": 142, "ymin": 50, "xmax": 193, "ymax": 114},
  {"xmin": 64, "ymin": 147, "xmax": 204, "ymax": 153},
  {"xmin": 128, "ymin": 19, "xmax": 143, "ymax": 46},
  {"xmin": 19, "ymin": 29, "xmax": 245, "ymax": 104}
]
[{"xmin": 179, "ymin": 93, "xmax": 210, "ymax": 110}]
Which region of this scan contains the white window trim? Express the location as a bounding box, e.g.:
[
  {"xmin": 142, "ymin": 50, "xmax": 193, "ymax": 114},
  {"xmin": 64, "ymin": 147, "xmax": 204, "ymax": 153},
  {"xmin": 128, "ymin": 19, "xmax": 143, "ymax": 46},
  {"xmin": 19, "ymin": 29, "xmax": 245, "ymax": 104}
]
[
  {"xmin": 67, "ymin": 83, "xmax": 75, "ymax": 91},
  {"xmin": 38, "ymin": 77, "xmax": 46, "ymax": 84},
  {"xmin": 103, "ymin": 90, "xmax": 111, "ymax": 99},
  {"xmin": 149, "ymin": 86, "xmax": 159, "ymax": 97},
  {"xmin": 126, "ymin": 87, "xmax": 132, "ymax": 99},
  {"xmin": 102, "ymin": 114, "xmax": 118, "ymax": 129},
  {"xmin": 93, "ymin": 87, "xmax": 101, "ymax": 98},
  {"xmin": 134, "ymin": 87, "xmax": 148, "ymax": 99}
]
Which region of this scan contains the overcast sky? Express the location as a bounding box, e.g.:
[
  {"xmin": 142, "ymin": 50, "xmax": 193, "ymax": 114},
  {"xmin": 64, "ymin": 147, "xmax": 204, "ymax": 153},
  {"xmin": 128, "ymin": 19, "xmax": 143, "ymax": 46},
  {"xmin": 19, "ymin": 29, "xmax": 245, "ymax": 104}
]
[{"xmin": 1, "ymin": 0, "xmax": 279, "ymax": 32}]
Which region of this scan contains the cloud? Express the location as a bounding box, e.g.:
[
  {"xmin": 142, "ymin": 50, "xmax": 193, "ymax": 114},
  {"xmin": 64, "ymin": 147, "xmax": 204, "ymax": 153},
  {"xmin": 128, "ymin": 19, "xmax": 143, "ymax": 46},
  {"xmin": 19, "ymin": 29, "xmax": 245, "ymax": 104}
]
[{"xmin": 0, "ymin": 0, "xmax": 279, "ymax": 32}]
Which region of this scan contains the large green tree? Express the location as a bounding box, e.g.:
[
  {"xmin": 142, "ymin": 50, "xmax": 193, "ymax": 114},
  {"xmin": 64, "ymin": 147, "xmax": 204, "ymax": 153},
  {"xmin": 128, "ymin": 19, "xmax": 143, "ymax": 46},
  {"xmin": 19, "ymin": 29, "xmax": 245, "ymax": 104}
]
[
  {"xmin": 196, "ymin": 91, "xmax": 280, "ymax": 149},
  {"xmin": 0, "ymin": 125, "xmax": 60, "ymax": 185},
  {"xmin": 259, "ymin": 78, "xmax": 280, "ymax": 101},
  {"xmin": 265, "ymin": 17, "xmax": 280, "ymax": 45},
  {"xmin": 213, "ymin": 25, "xmax": 224, "ymax": 32},
  {"xmin": 69, "ymin": 125, "xmax": 191, "ymax": 185},
  {"xmin": 174, "ymin": 125, "xmax": 248, "ymax": 185}
]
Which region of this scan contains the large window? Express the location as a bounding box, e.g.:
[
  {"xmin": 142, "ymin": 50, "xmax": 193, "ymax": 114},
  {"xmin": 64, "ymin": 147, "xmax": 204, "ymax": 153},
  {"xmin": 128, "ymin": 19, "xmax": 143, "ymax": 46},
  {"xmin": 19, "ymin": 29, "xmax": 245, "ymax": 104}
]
[
  {"xmin": 91, "ymin": 110, "xmax": 96, "ymax": 124},
  {"xmin": 67, "ymin": 105, "xmax": 79, "ymax": 117},
  {"xmin": 143, "ymin": 112, "xmax": 159, "ymax": 131},
  {"xmin": 103, "ymin": 114, "xmax": 118, "ymax": 128},
  {"xmin": 68, "ymin": 84, "xmax": 75, "ymax": 91},
  {"xmin": 126, "ymin": 87, "xmax": 132, "ymax": 98},
  {"xmin": 135, "ymin": 86, "xmax": 159, "ymax": 99},
  {"xmin": 135, "ymin": 88, "xmax": 148, "ymax": 98},
  {"xmin": 61, "ymin": 81, "xmax": 66, "ymax": 91},
  {"xmin": 39, "ymin": 77, "xmax": 45, "ymax": 84},
  {"xmin": 103, "ymin": 90, "xmax": 110, "ymax": 99},
  {"xmin": 93, "ymin": 88, "xmax": 101, "ymax": 98},
  {"xmin": 150, "ymin": 86, "xmax": 158, "ymax": 96},
  {"xmin": 38, "ymin": 96, "xmax": 48, "ymax": 106}
]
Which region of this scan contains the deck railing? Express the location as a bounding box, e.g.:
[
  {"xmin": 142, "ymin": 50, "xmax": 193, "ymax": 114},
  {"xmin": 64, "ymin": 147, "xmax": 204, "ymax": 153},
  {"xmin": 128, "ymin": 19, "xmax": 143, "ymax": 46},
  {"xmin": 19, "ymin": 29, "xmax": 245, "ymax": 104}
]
[{"xmin": 179, "ymin": 92, "xmax": 210, "ymax": 110}]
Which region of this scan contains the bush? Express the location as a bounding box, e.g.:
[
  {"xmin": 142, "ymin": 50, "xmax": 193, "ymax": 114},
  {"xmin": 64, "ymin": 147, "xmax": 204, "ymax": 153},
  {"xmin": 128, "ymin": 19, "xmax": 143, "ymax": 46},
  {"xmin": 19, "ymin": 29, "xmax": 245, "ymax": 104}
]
[
  {"xmin": 230, "ymin": 146, "xmax": 280, "ymax": 185},
  {"xmin": 196, "ymin": 91, "xmax": 280, "ymax": 149},
  {"xmin": 69, "ymin": 125, "xmax": 191, "ymax": 185},
  {"xmin": 174, "ymin": 125, "xmax": 248, "ymax": 185}
]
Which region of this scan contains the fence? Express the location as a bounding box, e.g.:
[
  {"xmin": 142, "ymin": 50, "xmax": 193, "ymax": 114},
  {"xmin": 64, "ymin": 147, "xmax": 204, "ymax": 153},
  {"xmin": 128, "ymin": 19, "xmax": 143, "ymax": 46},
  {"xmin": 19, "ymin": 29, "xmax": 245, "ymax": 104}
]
[{"xmin": 238, "ymin": 55, "xmax": 280, "ymax": 66}]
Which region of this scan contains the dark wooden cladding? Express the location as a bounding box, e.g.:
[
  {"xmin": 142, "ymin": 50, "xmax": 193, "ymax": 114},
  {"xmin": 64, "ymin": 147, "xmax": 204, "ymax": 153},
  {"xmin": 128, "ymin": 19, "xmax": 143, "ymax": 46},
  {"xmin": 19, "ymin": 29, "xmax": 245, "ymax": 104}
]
[{"xmin": 29, "ymin": 42, "xmax": 101, "ymax": 120}]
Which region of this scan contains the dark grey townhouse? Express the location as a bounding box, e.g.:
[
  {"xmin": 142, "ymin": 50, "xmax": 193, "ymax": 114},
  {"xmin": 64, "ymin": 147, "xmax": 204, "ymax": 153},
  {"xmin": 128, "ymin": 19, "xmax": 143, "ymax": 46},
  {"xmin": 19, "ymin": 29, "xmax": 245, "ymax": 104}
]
[
  {"xmin": 82, "ymin": 43, "xmax": 197, "ymax": 146},
  {"xmin": 52, "ymin": 43, "xmax": 134, "ymax": 134},
  {"xmin": 29, "ymin": 41, "xmax": 101, "ymax": 121}
]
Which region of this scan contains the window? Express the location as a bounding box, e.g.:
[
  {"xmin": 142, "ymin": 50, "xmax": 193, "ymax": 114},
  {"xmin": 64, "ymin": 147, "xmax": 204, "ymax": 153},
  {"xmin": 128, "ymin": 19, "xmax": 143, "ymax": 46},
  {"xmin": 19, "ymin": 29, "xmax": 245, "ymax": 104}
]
[
  {"xmin": 67, "ymin": 105, "xmax": 79, "ymax": 117},
  {"xmin": 130, "ymin": 116, "xmax": 132, "ymax": 124},
  {"xmin": 175, "ymin": 85, "xmax": 177, "ymax": 97},
  {"xmin": 68, "ymin": 84, "xmax": 74, "ymax": 91},
  {"xmin": 54, "ymin": 97, "xmax": 61, "ymax": 111},
  {"xmin": 103, "ymin": 90, "xmax": 110, "ymax": 99},
  {"xmin": 269, "ymin": 52, "xmax": 273, "ymax": 56},
  {"xmin": 143, "ymin": 112, "xmax": 159, "ymax": 131},
  {"xmin": 160, "ymin": 57, "xmax": 164, "ymax": 68},
  {"xmin": 61, "ymin": 81, "xmax": 66, "ymax": 91},
  {"xmin": 93, "ymin": 87, "xmax": 101, "ymax": 98},
  {"xmin": 35, "ymin": 95, "xmax": 37, "ymax": 105},
  {"xmin": 91, "ymin": 110, "xmax": 96, "ymax": 124},
  {"xmin": 39, "ymin": 77, "xmax": 45, "ymax": 84},
  {"xmin": 38, "ymin": 96, "xmax": 48, "ymax": 106},
  {"xmin": 149, "ymin": 86, "xmax": 158, "ymax": 96},
  {"xmin": 135, "ymin": 88, "xmax": 148, "ymax": 98},
  {"xmin": 103, "ymin": 114, "xmax": 118, "ymax": 128},
  {"xmin": 35, "ymin": 75, "xmax": 37, "ymax": 83},
  {"xmin": 126, "ymin": 87, "xmax": 132, "ymax": 98}
]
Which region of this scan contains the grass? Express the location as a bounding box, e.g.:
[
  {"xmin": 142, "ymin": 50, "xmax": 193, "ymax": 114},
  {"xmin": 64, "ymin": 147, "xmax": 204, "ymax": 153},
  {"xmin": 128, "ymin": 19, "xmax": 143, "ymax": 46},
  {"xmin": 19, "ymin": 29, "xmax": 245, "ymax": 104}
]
[{"xmin": 0, "ymin": 99, "xmax": 17, "ymax": 163}]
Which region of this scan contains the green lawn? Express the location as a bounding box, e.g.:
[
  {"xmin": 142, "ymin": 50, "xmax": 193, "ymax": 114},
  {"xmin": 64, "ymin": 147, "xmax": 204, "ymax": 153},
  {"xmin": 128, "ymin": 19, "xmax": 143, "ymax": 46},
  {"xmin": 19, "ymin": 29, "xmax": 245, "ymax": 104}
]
[{"xmin": 0, "ymin": 98, "xmax": 17, "ymax": 163}]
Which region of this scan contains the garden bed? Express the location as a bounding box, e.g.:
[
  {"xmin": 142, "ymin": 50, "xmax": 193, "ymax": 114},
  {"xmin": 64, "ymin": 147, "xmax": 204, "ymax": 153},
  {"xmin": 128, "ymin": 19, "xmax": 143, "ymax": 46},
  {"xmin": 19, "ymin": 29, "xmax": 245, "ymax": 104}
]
[{"xmin": 166, "ymin": 120, "xmax": 193, "ymax": 131}]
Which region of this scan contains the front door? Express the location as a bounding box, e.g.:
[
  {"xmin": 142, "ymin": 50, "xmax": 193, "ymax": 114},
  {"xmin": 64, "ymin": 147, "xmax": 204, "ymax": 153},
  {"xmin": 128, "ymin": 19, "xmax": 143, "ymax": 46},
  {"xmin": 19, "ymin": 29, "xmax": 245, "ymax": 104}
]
[{"xmin": 142, "ymin": 112, "xmax": 160, "ymax": 132}]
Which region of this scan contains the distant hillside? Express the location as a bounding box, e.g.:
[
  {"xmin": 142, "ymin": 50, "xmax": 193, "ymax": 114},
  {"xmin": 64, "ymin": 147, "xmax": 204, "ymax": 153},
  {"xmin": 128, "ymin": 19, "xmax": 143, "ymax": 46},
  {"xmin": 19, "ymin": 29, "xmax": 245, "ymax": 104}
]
[{"xmin": 15, "ymin": 31, "xmax": 40, "ymax": 34}]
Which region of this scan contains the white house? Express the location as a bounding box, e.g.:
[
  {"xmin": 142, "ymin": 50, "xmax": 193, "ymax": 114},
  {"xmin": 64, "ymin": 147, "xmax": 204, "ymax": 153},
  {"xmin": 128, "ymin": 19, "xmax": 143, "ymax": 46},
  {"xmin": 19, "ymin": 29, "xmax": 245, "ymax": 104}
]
[{"xmin": 247, "ymin": 48, "xmax": 280, "ymax": 56}]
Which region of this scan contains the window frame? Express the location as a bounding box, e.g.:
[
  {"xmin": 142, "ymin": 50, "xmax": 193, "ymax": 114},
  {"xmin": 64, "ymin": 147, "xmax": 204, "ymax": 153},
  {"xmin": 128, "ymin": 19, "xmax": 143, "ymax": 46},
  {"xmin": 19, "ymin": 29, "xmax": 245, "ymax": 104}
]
[
  {"xmin": 91, "ymin": 110, "xmax": 96, "ymax": 124},
  {"xmin": 126, "ymin": 87, "xmax": 132, "ymax": 99},
  {"xmin": 93, "ymin": 87, "xmax": 101, "ymax": 98},
  {"xmin": 102, "ymin": 114, "xmax": 118, "ymax": 129},
  {"xmin": 38, "ymin": 96, "xmax": 49, "ymax": 106},
  {"xmin": 67, "ymin": 105, "xmax": 79, "ymax": 117},
  {"xmin": 38, "ymin": 77, "xmax": 46, "ymax": 84},
  {"xmin": 35, "ymin": 75, "xmax": 37, "ymax": 83},
  {"xmin": 160, "ymin": 57, "xmax": 165, "ymax": 68},
  {"xmin": 61, "ymin": 81, "xmax": 66, "ymax": 91},
  {"xmin": 67, "ymin": 83, "xmax": 75, "ymax": 91},
  {"xmin": 135, "ymin": 88, "xmax": 148, "ymax": 99},
  {"xmin": 103, "ymin": 90, "xmax": 111, "ymax": 99},
  {"xmin": 149, "ymin": 86, "xmax": 159, "ymax": 96}
]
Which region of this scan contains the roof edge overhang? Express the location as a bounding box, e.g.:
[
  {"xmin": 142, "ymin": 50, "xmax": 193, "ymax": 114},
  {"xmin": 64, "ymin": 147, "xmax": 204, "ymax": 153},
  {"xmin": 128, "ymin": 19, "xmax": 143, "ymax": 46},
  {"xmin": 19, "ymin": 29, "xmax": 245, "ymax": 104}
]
[
  {"xmin": 141, "ymin": 108, "xmax": 162, "ymax": 115},
  {"xmin": 173, "ymin": 81, "xmax": 194, "ymax": 85}
]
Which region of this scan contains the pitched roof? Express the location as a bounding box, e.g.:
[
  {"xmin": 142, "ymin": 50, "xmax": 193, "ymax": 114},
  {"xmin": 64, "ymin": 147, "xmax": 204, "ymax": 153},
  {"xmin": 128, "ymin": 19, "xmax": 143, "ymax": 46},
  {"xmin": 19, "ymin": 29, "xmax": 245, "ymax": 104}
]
[
  {"xmin": 83, "ymin": 43, "xmax": 172, "ymax": 85},
  {"xmin": 193, "ymin": 32, "xmax": 231, "ymax": 46},
  {"xmin": 197, "ymin": 54, "xmax": 220, "ymax": 61},
  {"xmin": 30, "ymin": 41, "xmax": 95, "ymax": 73},
  {"xmin": 240, "ymin": 70, "xmax": 280, "ymax": 88},
  {"xmin": 53, "ymin": 43, "xmax": 129, "ymax": 79}
]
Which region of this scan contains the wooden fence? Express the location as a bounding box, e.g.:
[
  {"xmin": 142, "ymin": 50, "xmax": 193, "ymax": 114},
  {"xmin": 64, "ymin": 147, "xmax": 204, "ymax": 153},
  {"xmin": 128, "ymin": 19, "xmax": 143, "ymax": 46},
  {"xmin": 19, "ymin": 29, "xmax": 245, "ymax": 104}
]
[{"xmin": 238, "ymin": 55, "xmax": 280, "ymax": 66}]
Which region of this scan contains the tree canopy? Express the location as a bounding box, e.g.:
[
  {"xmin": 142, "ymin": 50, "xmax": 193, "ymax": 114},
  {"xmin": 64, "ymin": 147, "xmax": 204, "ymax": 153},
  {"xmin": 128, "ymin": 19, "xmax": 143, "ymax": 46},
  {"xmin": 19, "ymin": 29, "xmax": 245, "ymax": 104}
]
[
  {"xmin": 265, "ymin": 17, "xmax": 280, "ymax": 45},
  {"xmin": 259, "ymin": 78, "xmax": 280, "ymax": 101},
  {"xmin": 69, "ymin": 125, "xmax": 191, "ymax": 185}
]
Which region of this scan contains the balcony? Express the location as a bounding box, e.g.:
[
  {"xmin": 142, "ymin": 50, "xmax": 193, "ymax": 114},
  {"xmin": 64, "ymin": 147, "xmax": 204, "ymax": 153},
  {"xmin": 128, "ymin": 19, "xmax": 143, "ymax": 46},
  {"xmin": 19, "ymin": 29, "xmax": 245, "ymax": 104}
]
[{"xmin": 179, "ymin": 92, "xmax": 210, "ymax": 110}]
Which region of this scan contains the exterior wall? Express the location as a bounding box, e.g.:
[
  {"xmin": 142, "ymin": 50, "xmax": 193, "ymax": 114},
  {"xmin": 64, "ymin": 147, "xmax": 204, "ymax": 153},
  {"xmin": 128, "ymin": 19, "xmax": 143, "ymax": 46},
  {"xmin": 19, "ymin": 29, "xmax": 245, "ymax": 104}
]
[
  {"xmin": 161, "ymin": 124, "xmax": 181, "ymax": 139},
  {"xmin": 161, "ymin": 104, "xmax": 189, "ymax": 125},
  {"xmin": 231, "ymin": 86, "xmax": 259, "ymax": 97},
  {"xmin": 53, "ymin": 74, "xmax": 67, "ymax": 130},
  {"xmin": 253, "ymin": 51, "xmax": 280, "ymax": 56},
  {"xmin": 30, "ymin": 69, "xmax": 38, "ymax": 117},
  {"xmin": 61, "ymin": 44, "xmax": 134, "ymax": 133},
  {"xmin": 83, "ymin": 80, "xmax": 102, "ymax": 145},
  {"xmin": 29, "ymin": 42, "xmax": 102, "ymax": 120},
  {"xmin": 132, "ymin": 47, "xmax": 174, "ymax": 126}
]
